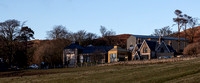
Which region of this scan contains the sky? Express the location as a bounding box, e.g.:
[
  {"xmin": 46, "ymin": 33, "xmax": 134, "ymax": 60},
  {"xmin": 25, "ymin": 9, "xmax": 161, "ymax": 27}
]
[{"xmin": 1, "ymin": 0, "xmax": 200, "ymax": 39}]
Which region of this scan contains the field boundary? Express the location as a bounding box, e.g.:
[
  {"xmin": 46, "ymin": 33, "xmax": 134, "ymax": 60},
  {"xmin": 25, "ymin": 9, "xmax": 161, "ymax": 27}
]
[{"xmin": 97, "ymin": 57, "xmax": 197, "ymax": 66}]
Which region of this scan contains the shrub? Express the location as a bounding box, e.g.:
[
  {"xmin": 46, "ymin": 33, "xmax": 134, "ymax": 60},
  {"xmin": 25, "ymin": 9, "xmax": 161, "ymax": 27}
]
[{"xmin": 183, "ymin": 43, "xmax": 199, "ymax": 56}]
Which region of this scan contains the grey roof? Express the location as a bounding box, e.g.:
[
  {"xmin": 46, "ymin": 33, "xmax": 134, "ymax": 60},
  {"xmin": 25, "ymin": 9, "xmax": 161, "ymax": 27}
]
[
  {"xmin": 81, "ymin": 46, "xmax": 113, "ymax": 54},
  {"xmin": 64, "ymin": 43, "xmax": 84, "ymax": 49},
  {"xmin": 136, "ymin": 44, "xmax": 141, "ymax": 49},
  {"xmin": 136, "ymin": 51, "xmax": 140, "ymax": 55},
  {"xmin": 145, "ymin": 40, "xmax": 159, "ymax": 51},
  {"xmin": 109, "ymin": 46, "xmax": 127, "ymax": 52},
  {"xmin": 167, "ymin": 45, "xmax": 176, "ymax": 52},
  {"xmin": 132, "ymin": 35, "xmax": 187, "ymax": 40}
]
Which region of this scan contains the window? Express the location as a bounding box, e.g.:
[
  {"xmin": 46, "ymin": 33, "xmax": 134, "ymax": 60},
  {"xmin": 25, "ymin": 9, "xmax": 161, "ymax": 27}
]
[
  {"xmin": 143, "ymin": 47, "xmax": 148, "ymax": 53},
  {"xmin": 110, "ymin": 53, "xmax": 117, "ymax": 62}
]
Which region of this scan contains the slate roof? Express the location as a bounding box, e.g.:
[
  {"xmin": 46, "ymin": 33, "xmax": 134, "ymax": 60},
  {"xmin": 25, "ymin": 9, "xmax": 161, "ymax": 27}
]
[
  {"xmin": 136, "ymin": 51, "xmax": 140, "ymax": 55},
  {"xmin": 81, "ymin": 46, "xmax": 113, "ymax": 54},
  {"xmin": 132, "ymin": 35, "xmax": 187, "ymax": 40},
  {"xmin": 109, "ymin": 46, "xmax": 127, "ymax": 52},
  {"xmin": 166, "ymin": 45, "xmax": 176, "ymax": 52},
  {"xmin": 136, "ymin": 44, "xmax": 141, "ymax": 49},
  {"xmin": 64, "ymin": 43, "xmax": 84, "ymax": 49},
  {"xmin": 145, "ymin": 40, "xmax": 158, "ymax": 51}
]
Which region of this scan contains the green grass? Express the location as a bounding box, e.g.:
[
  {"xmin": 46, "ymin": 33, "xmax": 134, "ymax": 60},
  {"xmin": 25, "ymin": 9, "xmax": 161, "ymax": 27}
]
[{"xmin": 1, "ymin": 58, "xmax": 200, "ymax": 83}]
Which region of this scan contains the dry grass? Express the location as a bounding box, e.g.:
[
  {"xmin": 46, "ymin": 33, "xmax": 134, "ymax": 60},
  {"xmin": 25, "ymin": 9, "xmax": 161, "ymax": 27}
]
[{"xmin": 1, "ymin": 57, "xmax": 200, "ymax": 83}]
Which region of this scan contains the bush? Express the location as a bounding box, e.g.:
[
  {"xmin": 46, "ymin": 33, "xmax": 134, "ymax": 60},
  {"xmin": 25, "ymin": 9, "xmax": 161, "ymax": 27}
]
[{"xmin": 183, "ymin": 43, "xmax": 199, "ymax": 56}]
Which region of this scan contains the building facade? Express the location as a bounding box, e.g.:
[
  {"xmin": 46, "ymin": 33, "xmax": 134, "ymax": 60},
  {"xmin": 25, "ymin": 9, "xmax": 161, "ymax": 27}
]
[{"xmin": 127, "ymin": 35, "xmax": 188, "ymax": 52}]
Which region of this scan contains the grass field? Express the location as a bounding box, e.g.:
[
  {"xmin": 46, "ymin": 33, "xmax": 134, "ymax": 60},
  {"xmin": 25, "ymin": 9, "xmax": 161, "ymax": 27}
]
[{"xmin": 1, "ymin": 57, "xmax": 200, "ymax": 83}]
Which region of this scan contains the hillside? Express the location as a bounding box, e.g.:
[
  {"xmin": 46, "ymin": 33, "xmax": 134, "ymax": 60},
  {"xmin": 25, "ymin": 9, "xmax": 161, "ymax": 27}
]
[
  {"xmin": 93, "ymin": 34, "xmax": 131, "ymax": 48},
  {"xmin": 168, "ymin": 26, "xmax": 200, "ymax": 43}
]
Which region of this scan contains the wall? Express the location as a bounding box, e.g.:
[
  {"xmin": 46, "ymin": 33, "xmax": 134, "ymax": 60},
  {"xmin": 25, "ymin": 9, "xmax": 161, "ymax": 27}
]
[
  {"xmin": 139, "ymin": 41, "xmax": 151, "ymax": 59},
  {"xmin": 127, "ymin": 36, "xmax": 136, "ymax": 50},
  {"xmin": 108, "ymin": 51, "xmax": 118, "ymax": 63},
  {"xmin": 156, "ymin": 52, "xmax": 174, "ymax": 58}
]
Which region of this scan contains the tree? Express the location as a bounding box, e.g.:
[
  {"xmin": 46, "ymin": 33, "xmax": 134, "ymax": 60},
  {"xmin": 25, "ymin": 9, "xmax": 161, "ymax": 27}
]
[
  {"xmin": 47, "ymin": 25, "xmax": 69, "ymax": 40},
  {"xmin": 0, "ymin": 19, "xmax": 20, "ymax": 66},
  {"xmin": 0, "ymin": 19, "xmax": 20, "ymax": 41},
  {"xmin": 81, "ymin": 32, "xmax": 99, "ymax": 47},
  {"xmin": 17, "ymin": 26, "xmax": 34, "ymax": 42},
  {"xmin": 16, "ymin": 26, "xmax": 35, "ymax": 66},
  {"xmin": 100, "ymin": 26, "xmax": 116, "ymax": 37},
  {"xmin": 152, "ymin": 26, "xmax": 173, "ymax": 36},
  {"xmin": 85, "ymin": 32, "xmax": 98, "ymax": 40},
  {"xmin": 33, "ymin": 40, "xmax": 71, "ymax": 67},
  {"xmin": 173, "ymin": 9, "xmax": 187, "ymax": 52},
  {"xmin": 72, "ymin": 30, "xmax": 87, "ymax": 44},
  {"xmin": 100, "ymin": 26, "xmax": 107, "ymax": 37},
  {"xmin": 0, "ymin": 19, "xmax": 35, "ymax": 67}
]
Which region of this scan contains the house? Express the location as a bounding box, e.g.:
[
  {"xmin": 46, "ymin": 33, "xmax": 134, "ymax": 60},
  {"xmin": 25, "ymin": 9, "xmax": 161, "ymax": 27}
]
[
  {"xmin": 80, "ymin": 45, "xmax": 113, "ymax": 64},
  {"xmin": 133, "ymin": 51, "xmax": 140, "ymax": 60},
  {"xmin": 63, "ymin": 43, "xmax": 84, "ymax": 67},
  {"xmin": 139, "ymin": 40, "xmax": 158, "ymax": 60},
  {"xmin": 132, "ymin": 44, "xmax": 141, "ymax": 60},
  {"xmin": 63, "ymin": 43, "xmax": 113, "ymax": 67},
  {"xmin": 108, "ymin": 46, "xmax": 129, "ymax": 63},
  {"xmin": 156, "ymin": 41, "xmax": 175, "ymax": 59},
  {"xmin": 133, "ymin": 38, "xmax": 175, "ymax": 60},
  {"xmin": 127, "ymin": 35, "xmax": 188, "ymax": 52}
]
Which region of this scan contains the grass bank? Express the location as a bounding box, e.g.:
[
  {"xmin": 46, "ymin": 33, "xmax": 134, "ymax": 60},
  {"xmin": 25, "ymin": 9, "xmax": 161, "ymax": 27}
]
[{"xmin": 1, "ymin": 57, "xmax": 200, "ymax": 83}]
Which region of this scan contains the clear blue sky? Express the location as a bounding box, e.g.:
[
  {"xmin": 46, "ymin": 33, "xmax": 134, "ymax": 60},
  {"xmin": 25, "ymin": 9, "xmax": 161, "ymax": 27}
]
[{"xmin": 1, "ymin": 0, "xmax": 200, "ymax": 39}]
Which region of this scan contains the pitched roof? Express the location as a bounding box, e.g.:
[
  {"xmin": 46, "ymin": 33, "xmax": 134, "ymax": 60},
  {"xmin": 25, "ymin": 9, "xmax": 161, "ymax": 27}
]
[
  {"xmin": 81, "ymin": 46, "xmax": 113, "ymax": 54},
  {"xmin": 166, "ymin": 45, "xmax": 176, "ymax": 52},
  {"xmin": 109, "ymin": 46, "xmax": 127, "ymax": 52},
  {"xmin": 135, "ymin": 51, "xmax": 140, "ymax": 55},
  {"xmin": 145, "ymin": 40, "xmax": 158, "ymax": 51},
  {"xmin": 132, "ymin": 35, "xmax": 187, "ymax": 40},
  {"xmin": 136, "ymin": 44, "xmax": 141, "ymax": 49},
  {"xmin": 64, "ymin": 43, "xmax": 84, "ymax": 49}
]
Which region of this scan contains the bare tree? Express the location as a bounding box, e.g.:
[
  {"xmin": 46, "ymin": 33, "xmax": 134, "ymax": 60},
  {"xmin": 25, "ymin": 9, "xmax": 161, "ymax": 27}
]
[
  {"xmin": 0, "ymin": 19, "xmax": 20, "ymax": 41},
  {"xmin": 100, "ymin": 26, "xmax": 107, "ymax": 37},
  {"xmin": 0, "ymin": 19, "xmax": 20, "ymax": 66},
  {"xmin": 100, "ymin": 26, "xmax": 116, "ymax": 37},
  {"xmin": 86, "ymin": 32, "xmax": 98, "ymax": 40},
  {"xmin": 72, "ymin": 30, "xmax": 87, "ymax": 43},
  {"xmin": 152, "ymin": 26, "xmax": 173, "ymax": 36},
  {"xmin": 47, "ymin": 25, "xmax": 69, "ymax": 40}
]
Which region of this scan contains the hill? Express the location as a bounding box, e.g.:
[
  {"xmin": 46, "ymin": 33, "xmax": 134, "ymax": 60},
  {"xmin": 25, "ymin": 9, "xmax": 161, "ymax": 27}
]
[
  {"xmin": 168, "ymin": 26, "xmax": 200, "ymax": 43},
  {"xmin": 93, "ymin": 34, "xmax": 132, "ymax": 48}
]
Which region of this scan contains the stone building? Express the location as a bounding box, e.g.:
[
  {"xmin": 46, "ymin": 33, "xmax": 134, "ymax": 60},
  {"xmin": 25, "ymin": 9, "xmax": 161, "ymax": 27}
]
[{"xmin": 127, "ymin": 35, "xmax": 188, "ymax": 52}]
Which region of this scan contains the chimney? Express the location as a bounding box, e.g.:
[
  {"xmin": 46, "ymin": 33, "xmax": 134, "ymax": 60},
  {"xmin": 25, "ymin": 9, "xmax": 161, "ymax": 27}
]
[
  {"xmin": 137, "ymin": 38, "xmax": 140, "ymax": 44},
  {"xmin": 168, "ymin": 40, "xmax": 172, "ymax": 46},
  {"xmin": 114, "ymin": 46, "xmax": 118, "ymax": 49},
  {"xmin": 159, "ymin": 36, "xmax": 162, "ymax": 44}
]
